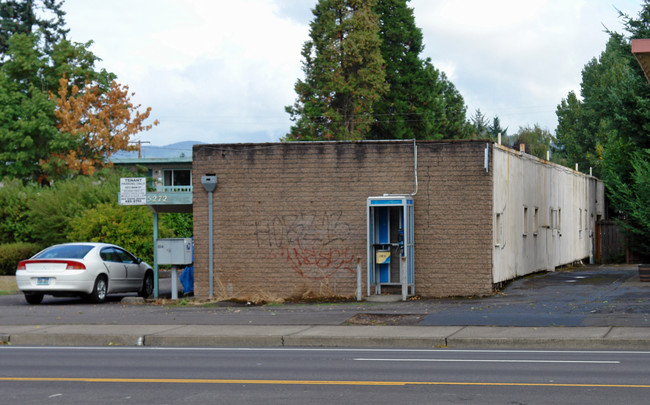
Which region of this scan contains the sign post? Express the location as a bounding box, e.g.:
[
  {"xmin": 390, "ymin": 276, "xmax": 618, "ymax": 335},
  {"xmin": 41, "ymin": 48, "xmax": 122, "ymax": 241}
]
[{"xmin": 117, "ymin": 176, "xmax": 192, "ymax": 300}]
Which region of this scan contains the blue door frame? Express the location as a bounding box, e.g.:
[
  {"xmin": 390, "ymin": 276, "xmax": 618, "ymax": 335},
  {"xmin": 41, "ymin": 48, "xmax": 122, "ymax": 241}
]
[{"xmin": 367, "ymin": 196, "xmax": 414, "ymax": 297}]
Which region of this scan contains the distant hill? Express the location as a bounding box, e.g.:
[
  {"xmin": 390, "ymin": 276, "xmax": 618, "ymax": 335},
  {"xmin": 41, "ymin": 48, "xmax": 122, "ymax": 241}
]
[{"xmin": 111, "ymin": 141, "xmax": 204, "ymax": 160}]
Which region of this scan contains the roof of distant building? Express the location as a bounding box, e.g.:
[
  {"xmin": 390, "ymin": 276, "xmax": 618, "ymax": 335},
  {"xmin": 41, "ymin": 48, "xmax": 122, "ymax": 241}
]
[{"xmin": 111, "ymin": 156, "xmax": 192, "ymax": 165}]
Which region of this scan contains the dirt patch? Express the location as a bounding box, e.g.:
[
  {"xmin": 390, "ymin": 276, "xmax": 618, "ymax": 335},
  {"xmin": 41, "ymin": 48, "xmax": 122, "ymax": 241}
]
[{"xmin": 345, "ymin": 313, "xmax": 426, "ymax": 326}]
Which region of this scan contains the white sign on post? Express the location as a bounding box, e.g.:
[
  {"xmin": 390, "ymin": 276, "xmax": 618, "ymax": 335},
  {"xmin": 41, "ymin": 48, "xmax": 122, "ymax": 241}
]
[{"xmin": 120, "ymin": 177, "xmax": 146, "ymax": 205}]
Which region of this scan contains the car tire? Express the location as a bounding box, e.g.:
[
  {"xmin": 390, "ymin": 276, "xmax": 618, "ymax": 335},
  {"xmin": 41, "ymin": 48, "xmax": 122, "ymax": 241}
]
[
  {"xmin": 138, "ymin": 271, "xmax": 154, "ymax": 298},
  {"xmin": 24, "ymin": 292, "xmax": 44, "ymax": 305},
  {"xmin": 88, "ymin": 275, "xmax": 108, "ymax": 303}
]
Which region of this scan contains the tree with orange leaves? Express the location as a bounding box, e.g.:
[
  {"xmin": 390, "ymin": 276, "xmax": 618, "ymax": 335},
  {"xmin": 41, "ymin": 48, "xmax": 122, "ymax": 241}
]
[
  {"xmin": 0, "ymin": 28, "xmax": 155, "ymax": 184},
  {"xmin": 45, "ymin": 77, "xmax": 159, "ymax": 177}
]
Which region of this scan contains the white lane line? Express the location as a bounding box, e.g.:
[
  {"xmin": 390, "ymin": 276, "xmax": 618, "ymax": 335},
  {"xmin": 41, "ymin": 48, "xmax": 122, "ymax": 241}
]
[{"xmin": 354, "ymin": 358, "xmax": 620, "ymax": 364}]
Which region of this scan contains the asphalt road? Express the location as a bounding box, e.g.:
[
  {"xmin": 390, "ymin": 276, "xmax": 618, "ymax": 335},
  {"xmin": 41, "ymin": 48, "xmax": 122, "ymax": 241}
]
[{"xmin": 1, "ymin": 347, "xmax": 649, "ymax": 404}]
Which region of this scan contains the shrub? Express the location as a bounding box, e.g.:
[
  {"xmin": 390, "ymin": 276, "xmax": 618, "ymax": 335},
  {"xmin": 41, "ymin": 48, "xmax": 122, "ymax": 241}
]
[
  {"xmin": 162, "ymin": 212, "xmax": 193, "ymax": 238},
  {"xmin": 67, "ymin": 202, "xmax": 174, "ymax": 264},
  {"xmin": 0, "ymin": 242, "xmax": 43, "ymax": 275},
  {"xmin": 0, "ymin": 180, "xmax": 38, "ymax": 244},
  {"xmin": 605, "ymin": 150, "xmax": 650, "ymax": 260},
  {"xmin": 0, "ymin": 168, "xmax": 186, "ymax": 266},
  {"xmin": 26, "ymin": 170, "xmax": 122, "ymax": 246}
]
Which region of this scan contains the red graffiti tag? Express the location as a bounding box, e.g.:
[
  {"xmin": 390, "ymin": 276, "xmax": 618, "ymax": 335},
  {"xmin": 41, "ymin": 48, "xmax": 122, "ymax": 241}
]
[{"xmin": 273, "ymin": 241, "xmax": 356, "ymax": 280}]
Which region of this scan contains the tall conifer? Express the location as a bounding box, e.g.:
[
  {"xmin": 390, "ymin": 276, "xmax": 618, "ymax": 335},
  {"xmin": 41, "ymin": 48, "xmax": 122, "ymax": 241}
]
[
  {"xmin": 285, "ymin": 0, "xmax": 388, "ymax": 140},
  {"xmin": 371, "ymin": 0, "xmax": 469, "ymax": 140},
  {"xmin": 0, "ymin": 0, "xmax": 68, "ymax": 56},
  {"xmin": 554, "ymin": 1, "xmax": 650, "ymax": 257}
]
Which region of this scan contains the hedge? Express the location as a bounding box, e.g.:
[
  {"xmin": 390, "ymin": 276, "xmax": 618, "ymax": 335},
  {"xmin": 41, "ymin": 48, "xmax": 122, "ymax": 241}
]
[{"xmin": 0, "ymin": 243, "xmax": 43, "ymax": 276}]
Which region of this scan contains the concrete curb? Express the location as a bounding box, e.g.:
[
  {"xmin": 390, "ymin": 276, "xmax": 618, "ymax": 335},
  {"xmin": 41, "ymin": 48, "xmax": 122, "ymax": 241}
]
[
  {"xmin": 143, "ymin": 325, "xmax": 309, "ymax": 347},
  {"xmin": 443, "ymin": 326, "xmax": 650, "ymax": 350},
  {"xmin": 281, "ymin": 325, "xmax": 457, "ymax": 348},
  {"xmin": 2, "ymin": 325, "xmax": 650, "ymax": 350}
]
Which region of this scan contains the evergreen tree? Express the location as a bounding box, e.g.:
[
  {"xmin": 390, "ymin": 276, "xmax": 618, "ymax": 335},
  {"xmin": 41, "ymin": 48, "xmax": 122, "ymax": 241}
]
[
  {"xmin": 487, "ymin": 116, "xmax": 508, "ymax": 142},
  {"xmin": 370, "ymin": 0, "xmax": 468, "ymax": 140},
  {"xmin": 285, "ymin": 0, "xmax": 388, "ymax": 140},
  {"xmin": 553, "ymin": 1, "xmax": 650, "ymax": 257},
  {"xmin": 0, "ymin": 0, "xmax": 68, "ymax": 56},
  {"xmin": 601, "ymin": 5, "xmax": 650, "ymax": 257},
  {"xmin": 555, "ymin": 91, "xmax": 589, "ymax": 169},
  {"xmin": 469, "ymin": 109, "xmax": 489, "ymax": 138}
]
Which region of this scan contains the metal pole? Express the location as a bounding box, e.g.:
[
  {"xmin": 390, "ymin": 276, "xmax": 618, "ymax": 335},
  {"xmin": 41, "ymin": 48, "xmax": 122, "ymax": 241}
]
[
  {"xmin": 171, "ymin": 265, "xmax": 178, "ymax": 300},
  {"xmin": 356, "ymin": 258, "xmax": 362, "ymax": 301},
  {"xmin": 401, "ymin": 256, "xmax": 407, "ymax": 302},
  {"xmin": 153, "ymin": 211, "xmax": 159, "ymax": 299},
  {"xmin": 208, "ymin": 190, "xmax": 214, "ymax": 299},
  {"xmin": 200, "ymin": 174, "xmax": 217, "ymax": 300}
]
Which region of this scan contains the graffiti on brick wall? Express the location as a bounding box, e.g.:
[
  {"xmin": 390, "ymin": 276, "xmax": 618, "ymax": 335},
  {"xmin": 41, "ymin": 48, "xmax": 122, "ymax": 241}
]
[{"xmin": 254, "ymin": 212, "xmax": 356, "ymax": 280}]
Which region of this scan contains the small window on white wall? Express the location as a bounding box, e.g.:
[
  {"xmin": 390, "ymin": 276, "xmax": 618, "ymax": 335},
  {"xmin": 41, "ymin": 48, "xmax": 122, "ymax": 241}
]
[
  {"xmin": 523, "ymin": 206, "xmax": 529, "ymax": 236},
  {"xmin": 550, "ymin": 208, "xmax": 555, "ymax": 230},
  {"xmin": 533, "ymin": 207, "xmax": 539, "ymax": 236},
  {"xmin": 495, "ymin": 213, "xmax": 503, "ymax": 247},
  {"xmin": 550, "ymin": 208, "xmax": 560, "ymax": 236},
  {"xmin": 579, "ymin": 208, "xmax": 583, "ymax": 239}
]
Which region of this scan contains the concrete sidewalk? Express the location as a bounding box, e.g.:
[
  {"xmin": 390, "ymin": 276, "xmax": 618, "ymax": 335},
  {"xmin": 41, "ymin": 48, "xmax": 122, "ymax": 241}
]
[{"xmin": 1, "ymin": 324, "xmax": 649, "ymax": 350}]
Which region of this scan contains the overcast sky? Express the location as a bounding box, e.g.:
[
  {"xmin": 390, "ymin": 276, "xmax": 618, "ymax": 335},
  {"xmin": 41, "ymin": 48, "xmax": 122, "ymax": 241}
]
[{"xmin": 63, "ymin": 0, "xmax": 643, "ymax": 147}]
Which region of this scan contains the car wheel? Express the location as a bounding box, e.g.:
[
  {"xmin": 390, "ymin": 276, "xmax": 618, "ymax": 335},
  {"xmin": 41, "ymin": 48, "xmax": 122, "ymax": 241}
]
[
  {"xmin": 138, "ymin": 271, "xmax": 154, "ymax": 298},
  {"xmin": 89, "ymin": 275, "xmax": 108, "ymax": 303},
  {"xmin": 24, "ymin": 292, "xmax": 44, "ymax": 305}
]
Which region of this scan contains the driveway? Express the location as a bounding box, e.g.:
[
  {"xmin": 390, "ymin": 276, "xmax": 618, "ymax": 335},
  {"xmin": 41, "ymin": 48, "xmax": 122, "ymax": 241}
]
[{"xmin": 416, "ymin": 265, "xmax": 650, "ymax": 327}]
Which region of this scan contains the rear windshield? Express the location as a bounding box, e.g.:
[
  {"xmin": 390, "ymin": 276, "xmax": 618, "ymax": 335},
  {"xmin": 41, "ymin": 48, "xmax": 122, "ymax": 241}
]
[{"xmin": 33, "ymin": 245, "xmax": 94, "ymax": 260}]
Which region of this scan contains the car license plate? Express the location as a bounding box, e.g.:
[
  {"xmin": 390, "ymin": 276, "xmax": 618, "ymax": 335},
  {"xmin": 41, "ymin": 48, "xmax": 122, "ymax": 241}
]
[{"xmin": 37, "ymin": 277, "xmax": 49, "ymax": 285}]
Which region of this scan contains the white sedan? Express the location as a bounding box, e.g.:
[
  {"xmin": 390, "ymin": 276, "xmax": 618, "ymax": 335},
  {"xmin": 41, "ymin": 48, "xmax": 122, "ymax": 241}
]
[{"xmin": 15, "ymin": 242, "xmax": 154, "ymax": 304}]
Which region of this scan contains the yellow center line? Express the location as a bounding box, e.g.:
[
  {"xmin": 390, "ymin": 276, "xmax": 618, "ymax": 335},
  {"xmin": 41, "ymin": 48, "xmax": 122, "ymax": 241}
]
[{"xmin": 0, "ymin": 377, "xmax": 649, "ymax": 388}]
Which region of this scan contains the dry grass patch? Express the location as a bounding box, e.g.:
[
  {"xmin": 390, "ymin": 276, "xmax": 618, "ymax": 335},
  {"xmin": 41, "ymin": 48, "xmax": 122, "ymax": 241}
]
[{"xmin": 0, "ymin": 276, "xmax": 18, "ymax": 295}]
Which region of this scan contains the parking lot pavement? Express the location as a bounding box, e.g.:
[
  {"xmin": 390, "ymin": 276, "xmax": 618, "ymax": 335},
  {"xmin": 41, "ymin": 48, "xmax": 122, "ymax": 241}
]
[
  {"xmin": 1, "ymin": 265, "xmax": 649, "ymax": 327},
  {"xmin": 419, "ymin": 265, "xmax": 650, "ymax": 327},
  {"xmin": 1, "ymin": 265, "xmax": 649, "ymax": 349}
]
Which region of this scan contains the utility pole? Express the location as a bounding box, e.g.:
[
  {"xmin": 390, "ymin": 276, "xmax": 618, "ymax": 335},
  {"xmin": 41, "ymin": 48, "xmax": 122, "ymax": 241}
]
[{"xmin": 129, "ymin": 140, "xmax": 151, "ymax": 158}]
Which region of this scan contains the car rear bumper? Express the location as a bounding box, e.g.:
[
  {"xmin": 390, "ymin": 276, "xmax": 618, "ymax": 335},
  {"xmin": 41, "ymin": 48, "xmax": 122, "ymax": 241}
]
[{"xmin": 16, "ymin": 270, "xmax": 95, "ymax": 295}]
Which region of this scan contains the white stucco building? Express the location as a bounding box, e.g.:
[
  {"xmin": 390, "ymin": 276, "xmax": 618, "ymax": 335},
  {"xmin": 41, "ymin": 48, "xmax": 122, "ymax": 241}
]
[{"xmin": 492, "ymin": 144, "xmax": 604, "ymax": 283}]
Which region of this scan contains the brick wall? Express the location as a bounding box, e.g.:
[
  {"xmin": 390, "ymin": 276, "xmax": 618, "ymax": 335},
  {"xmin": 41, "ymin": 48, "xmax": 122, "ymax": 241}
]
[
  {"xmin": 413, "ymin": 142, "xmax": 493, "ymax": 297},
  {"xmin": 192, "ymin": 140, "xmax": 493, "ymax": 300}
]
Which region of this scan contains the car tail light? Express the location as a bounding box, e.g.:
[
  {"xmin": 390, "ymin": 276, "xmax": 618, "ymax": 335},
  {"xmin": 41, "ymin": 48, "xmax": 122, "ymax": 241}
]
[
  {"xmin": 17, "ymin": 259, "xmax": 86, "ymax": 270},
  {"xmin": 65, "ymin": 261, "xmax": 86, "ymax": 270}
]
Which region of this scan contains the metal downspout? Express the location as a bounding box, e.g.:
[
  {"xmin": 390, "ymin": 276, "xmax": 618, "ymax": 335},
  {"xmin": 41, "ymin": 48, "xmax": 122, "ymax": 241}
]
[
  {"xmin": 153, "ymin": 210, "xmax": 159, "ymax": 298},
  {"xmin": 208, "ymin": 190, "xmax": 214, "ymax": 299},
  {"xmin": 412, "ymin": 139, "xmax": 418, "ymax": 196}
]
